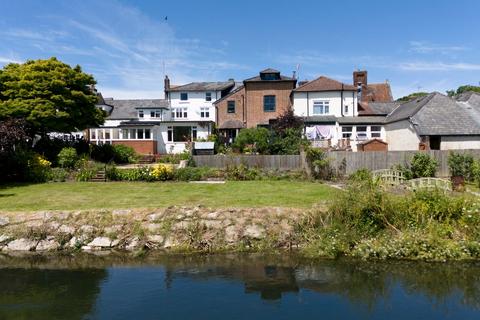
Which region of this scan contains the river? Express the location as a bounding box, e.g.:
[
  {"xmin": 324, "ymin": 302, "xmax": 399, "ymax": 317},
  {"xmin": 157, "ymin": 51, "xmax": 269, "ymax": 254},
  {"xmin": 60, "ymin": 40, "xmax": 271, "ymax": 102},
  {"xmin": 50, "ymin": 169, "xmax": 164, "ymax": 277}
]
[{"xmin": 0, "ymin": 253, "xmax": 479, "ymax": 319}]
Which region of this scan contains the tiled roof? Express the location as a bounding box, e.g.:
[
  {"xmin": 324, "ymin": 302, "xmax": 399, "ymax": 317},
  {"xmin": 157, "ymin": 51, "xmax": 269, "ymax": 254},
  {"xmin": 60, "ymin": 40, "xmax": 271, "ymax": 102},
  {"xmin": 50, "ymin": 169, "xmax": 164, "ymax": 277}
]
[
  {"xmin": 303, "ymin": 115, "xmax": 337, "ymax": 123},
  {"xmin": 387, "ymin": 92, "xmax": 480, "ymax": 135},
  {"xmin": 337, "ymin": 116, "xmax": 386, "ymax": 124},
  {"xmin": 218, "ymin": 119, "xmax": 245, "ymax": 129},
  {"xmin": 212, "ymin": 85, "xmax": 245, "ymax": 105},
  {"xmin": 294, "ymin": 76, "xmax": 356, "ymax": 92},
  {"xmin": 359, "ymin": 101, "xmax": 400, "ymax": 115},
  {"xmin": 105, "ymin": 99, "xmax": 169, "ymax": 120},
  {"xmin": 166, "ymin": 81, "xmax": 235, "ymax": 92},
  {"xmin": 361, "ymin": 83, "xmax": 393, "ymax": 102}
]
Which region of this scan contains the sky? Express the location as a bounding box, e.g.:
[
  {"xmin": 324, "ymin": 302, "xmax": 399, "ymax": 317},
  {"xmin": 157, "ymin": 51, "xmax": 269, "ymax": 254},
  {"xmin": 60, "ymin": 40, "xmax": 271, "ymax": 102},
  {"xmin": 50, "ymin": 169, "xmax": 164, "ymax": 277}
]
[{"xmin": 1, "ymin": 0, "xmax": 479, "ymax": 99}]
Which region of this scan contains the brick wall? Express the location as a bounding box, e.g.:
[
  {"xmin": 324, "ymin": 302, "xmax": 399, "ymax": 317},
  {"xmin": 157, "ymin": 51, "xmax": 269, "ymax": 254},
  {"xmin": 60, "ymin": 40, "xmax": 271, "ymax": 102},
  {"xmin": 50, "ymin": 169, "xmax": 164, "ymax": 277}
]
[
  {"xmin": 244, "ymin": 81, "xmax": 295, "ymax": 128},
  {"xmin": 112, "ymin": 140, "xmax": 157, "ymax": 154},
  {"xmin": 216, "ymin": 87, "xmax": 245, "ymax": 129}
]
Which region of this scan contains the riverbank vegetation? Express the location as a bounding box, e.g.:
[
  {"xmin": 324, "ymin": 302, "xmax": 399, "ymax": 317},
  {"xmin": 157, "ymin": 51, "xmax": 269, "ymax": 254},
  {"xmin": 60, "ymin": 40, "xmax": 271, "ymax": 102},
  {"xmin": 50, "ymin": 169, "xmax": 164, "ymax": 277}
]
[{"xmin": 298, "ymin": 176, "xmax": 480, "ymax": 261}]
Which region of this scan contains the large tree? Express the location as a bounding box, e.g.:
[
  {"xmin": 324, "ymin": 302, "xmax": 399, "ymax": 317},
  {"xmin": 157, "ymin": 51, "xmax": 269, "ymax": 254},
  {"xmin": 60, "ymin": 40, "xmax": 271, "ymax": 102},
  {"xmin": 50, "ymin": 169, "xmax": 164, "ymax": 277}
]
[
  {"xmin": 447, "ymin": 85, "xmax": 480, "ymax": 97},
  {"xmin": 0, "ymin": 57, "xmax": 105, "ymax": 136}
]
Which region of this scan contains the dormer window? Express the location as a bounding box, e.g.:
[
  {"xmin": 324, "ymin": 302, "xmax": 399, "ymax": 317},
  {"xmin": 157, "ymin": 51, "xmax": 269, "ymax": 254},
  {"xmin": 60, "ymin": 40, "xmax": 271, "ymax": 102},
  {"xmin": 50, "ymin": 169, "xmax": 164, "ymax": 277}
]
[
  {"xmin": 180, "ymin": 92, "xmax": 188, "ymax": 101},
  {"xmin": 260, "ymin": 73, "xmax": 280, "ymax": 81},
  {"xmin": 205, "ymin": 92, "xmax": 212, "ymax": 101},
  {"xmin": 138, "ymin": 110, "xmax": 144, "ymax": 118},
  {"xmin": 150, "ymin": 110, "xmax": 162, "ymax": 118}
]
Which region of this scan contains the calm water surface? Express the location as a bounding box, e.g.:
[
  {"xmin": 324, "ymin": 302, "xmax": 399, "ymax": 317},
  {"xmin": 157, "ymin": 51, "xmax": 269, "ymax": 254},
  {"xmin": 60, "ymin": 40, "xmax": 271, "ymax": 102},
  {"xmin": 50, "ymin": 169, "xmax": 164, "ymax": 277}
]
[{"xmin": 0, "ymin": 253, "xmax": 479, "ymax": 319}]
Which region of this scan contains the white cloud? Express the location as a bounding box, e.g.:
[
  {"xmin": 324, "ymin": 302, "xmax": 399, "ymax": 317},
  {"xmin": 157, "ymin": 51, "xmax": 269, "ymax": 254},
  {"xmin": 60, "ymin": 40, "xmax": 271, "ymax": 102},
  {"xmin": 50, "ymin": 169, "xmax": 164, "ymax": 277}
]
[
  {"xmin": 409, "ymin": 41, "xmax": 468, "ymax": 54},
  {"xmin": 396, "ymin": 61, "xmax": 480, "ymax": 71},
  {"xmin": 0, "ymin": 56, "xmax": 22, "ymax": 64}
]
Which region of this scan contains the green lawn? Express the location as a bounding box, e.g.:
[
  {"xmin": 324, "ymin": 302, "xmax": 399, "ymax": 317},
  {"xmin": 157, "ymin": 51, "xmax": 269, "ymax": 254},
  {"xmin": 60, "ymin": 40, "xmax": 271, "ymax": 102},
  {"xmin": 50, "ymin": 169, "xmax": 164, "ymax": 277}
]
[{"xmin": 0, "ymin": 181, "xmax": 336, "ymax": 211}]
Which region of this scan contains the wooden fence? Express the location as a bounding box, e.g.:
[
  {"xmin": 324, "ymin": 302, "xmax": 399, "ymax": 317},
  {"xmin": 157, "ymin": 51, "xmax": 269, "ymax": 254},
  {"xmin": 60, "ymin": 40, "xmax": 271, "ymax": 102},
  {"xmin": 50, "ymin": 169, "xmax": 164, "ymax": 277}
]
[{"xmin": 193, "ymin": 149, "xmax": 480, "ymax": 176}]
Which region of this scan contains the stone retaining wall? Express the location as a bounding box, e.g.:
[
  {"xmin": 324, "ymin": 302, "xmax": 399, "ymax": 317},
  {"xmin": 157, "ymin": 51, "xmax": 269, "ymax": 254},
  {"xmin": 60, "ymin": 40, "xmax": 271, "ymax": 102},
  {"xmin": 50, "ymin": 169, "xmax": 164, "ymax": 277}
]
[{"xmin": 0, "ymin": 207, "xmax": 306, "ymax": 253}]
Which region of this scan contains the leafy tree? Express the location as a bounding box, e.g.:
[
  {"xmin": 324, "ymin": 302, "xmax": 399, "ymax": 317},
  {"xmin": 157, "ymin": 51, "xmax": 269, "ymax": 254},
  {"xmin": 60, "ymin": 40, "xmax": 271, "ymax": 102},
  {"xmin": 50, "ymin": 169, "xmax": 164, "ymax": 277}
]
[
  {"xmin": 446, "ymin": 85, "xmax": 480, "ymax": 97},
  {"xmin": 0, "ymin": 118, "xmax": 29, "ymax": 151},
  {"xmin": 271, "ymin": 107, "xmax": 304, "ymax": 136},
  {"xmin": 396, "ymin": 92, "xmax": 429, "ymax": 102},
  {"xmin": 0, "ymin": 57, "xmax": 105, "ymax": 137}
]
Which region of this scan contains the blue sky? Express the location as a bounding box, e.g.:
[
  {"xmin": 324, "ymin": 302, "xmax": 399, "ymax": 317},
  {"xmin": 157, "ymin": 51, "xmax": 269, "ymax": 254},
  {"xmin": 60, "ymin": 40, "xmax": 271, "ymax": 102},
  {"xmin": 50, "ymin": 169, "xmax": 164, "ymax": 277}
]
[{"xmin": 1, "ymin": 0, "xmax": 479, "ymax": 99}]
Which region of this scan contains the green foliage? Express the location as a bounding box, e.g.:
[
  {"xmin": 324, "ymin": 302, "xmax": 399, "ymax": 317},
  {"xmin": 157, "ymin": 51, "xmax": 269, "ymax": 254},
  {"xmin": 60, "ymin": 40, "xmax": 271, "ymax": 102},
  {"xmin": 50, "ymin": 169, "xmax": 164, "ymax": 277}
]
[
  {"xmin": 225, "ymin": 164, "xmax": 260, "ymax": 181},
  {"xmin": 410, "ymin": 153, "xmax": 438, "ymax": 178},
  {"xmin": 90, "ymin": 144, "xmax": 115, "ymax": 163},
  {"xmin": 448, "ymin": 152, "xmax": 474, "ymax": 179},
  {"xmin": 233, "ymin": 127, "xmax": 270, "ymax": 154},
  {"xmin": 57, "ymin": 147, "xmax": 78, "ymax": 168},
  {"xmin": 396, "ymin": 92, "xmax": 429, "ymax": 102},
  {"xmin": 349, "ymin": 169, "xmax": 373, "ymax": 183},
  {"xmin": 158, "ymin": 151, "xmax": 190, "ymax": 164},
  {"xmin": 305, "ymin": 147, "xmax": 333, "ymax": 180},
  {"xmin": 48, "ymin": 167, "xmax": 70, "ymax": 182},
  {"xmin": 75, "ymin": 161, "xmax": 103, "ymax": 182},
  {"xmin": 112, "ymin": 144, "xmax": 137, "ymax": 164},
  {"xmin": 268, "ymin": 127, "xmax": 308, "ymax": 155},
  {"xmin": 472, "ymin": 160, "xmax": 480, "ymax": 188},
  {"xmin": 33, "ymin": 137, "xmax": 89, "ymax": 165},
  {"xmin": 174, "ymin": 167, "xmax": 218, "ymax": 181},
  {"xmin": 0, "ymin": 57, "xmax": 105, "ymax": 135},
  {"xmin": 447, "ymin": 85, "xmax": 480, "ymax": 97}
]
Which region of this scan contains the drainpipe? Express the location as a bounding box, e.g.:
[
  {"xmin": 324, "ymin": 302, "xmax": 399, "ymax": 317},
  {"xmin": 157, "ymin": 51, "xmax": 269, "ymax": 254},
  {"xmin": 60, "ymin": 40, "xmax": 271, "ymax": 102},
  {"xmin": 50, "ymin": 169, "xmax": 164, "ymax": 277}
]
[{"xmin": 341, "ymin": 84, "xmax": 344, "ymax": 117}]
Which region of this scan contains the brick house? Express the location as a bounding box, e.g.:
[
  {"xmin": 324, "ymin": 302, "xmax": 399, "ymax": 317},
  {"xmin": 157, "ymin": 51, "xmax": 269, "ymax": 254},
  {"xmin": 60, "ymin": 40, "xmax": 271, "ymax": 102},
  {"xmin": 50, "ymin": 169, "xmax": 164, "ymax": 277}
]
[{"xmin": 214, "ymin": 68, "xmax": 297, "ymax": 141}]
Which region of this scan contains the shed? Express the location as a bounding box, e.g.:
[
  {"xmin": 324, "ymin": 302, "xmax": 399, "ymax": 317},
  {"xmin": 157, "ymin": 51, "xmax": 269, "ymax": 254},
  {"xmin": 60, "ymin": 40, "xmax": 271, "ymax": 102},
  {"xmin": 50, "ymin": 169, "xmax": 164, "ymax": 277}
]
[{"xmin": 357, "ymin": 139, "xmax": 388, "ymax": 152}]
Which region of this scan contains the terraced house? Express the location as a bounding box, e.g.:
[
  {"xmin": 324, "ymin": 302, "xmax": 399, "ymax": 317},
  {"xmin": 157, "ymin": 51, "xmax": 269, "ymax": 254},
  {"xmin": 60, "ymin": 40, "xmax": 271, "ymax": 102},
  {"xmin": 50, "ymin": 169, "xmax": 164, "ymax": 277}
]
[{"xmin": 88, "ymin": 77, "xmax": 239, "ymax": 154}]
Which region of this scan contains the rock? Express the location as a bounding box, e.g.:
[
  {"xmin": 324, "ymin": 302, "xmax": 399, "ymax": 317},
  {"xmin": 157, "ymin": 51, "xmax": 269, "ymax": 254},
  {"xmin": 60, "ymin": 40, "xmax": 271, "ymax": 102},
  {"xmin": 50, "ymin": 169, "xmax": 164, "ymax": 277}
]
[
  {"xmin": 48, "ymin": 221, "xmax": 61, "ymax": 230},
  {"xmin": 203, "ymin": 220, "xmax": 223, "ymax": 229},
  {"xmin": 25, "ymin": 220, "xmax": 44, "ymax": 228},
  {"xmin": 104, "ymin": 225, "xmax": 122, "ymax": 234},
  {"xmin": 0, "ymin": 234, "xmax": 11, "ymax": 244},
  {"xmin": 67, "ymin": 235, "xmax": 89, "ymax": 248},
  {"xmin": 5, "ymin": 239, "xmax": 37, "ymax": 251},
  {"xmin": 58, "ymin": 225, "xmax": 75, "ymax": 235},
  {"xmin": 143, "ymin": 223, "xmax": 162, "ymax": 233},
  {"xmin": 172, "ymin": 221, "xmax": 190, "ymax": 230},
  {"xmin": 206, "ymin": 212, "xmax": 219, "ymax": 220},
  {"xmin": 88, "ymin": 237, "xmax": 113, "ymax": 248},
  {"xmin": 147, "ymin": 212, "xmax": 164, "ymax": 221},
  {"xmin": 243, "ymin": 225, "xmax": 265, "ymax": 239},
  {"xmin": 79, "ymin": 225, "xmax": 96, "ymax": 233},
  {"xmin": 81, "ymin": 245, "xmax": 93, "ymax": 251},
  {"xmin": 36, "ymin": 240, "xmax": 60, "ymax": 251},
  {"xmin": 0, "ymin": 216, "xmax": 9, "ymax": 227},
  {"xmin": 125, "ymin": 237, "xmax": 142, "ymax": 251},
  {"xmin": 162, "ymin": 237, "xmax": 178, "ymax": 249},
  {"xmin": 224, "ymin": 226, "xmax": 239, "ymax": 243},
  {"xmin": 147, "ymin": 235, "xmax": 164, "ymax": 243},
  {"xmin": 111, "ymin": 239, "xmax": 120, "ymax": 247},
  {"xmin": 112, "ymin": 209, "xmax": 132, "ymax": 217}
]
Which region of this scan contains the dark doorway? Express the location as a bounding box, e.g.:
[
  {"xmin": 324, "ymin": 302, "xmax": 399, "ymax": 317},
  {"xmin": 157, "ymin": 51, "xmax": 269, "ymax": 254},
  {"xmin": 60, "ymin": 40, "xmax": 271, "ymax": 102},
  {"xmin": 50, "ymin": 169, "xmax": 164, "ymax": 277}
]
[{"xmin": 429, "ymin": 136, "xmax": 441, "ymax": 150}]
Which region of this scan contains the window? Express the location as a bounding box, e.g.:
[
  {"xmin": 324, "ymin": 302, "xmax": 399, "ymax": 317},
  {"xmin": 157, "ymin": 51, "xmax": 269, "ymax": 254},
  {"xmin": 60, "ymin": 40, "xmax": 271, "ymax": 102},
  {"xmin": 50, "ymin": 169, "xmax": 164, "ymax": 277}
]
[
  {"xmin": 105, "ymin": 129, "xmax": 111, "ymax": 140},
  {"xmin": 98, "ymin": 130, "xmax": 104, "ymax": 140},
  {"xmin": 200, "ymin": 107, "xmax": 210, "ymax": 118},
  {"xmin": 145, "ymin": 128, "xmax": 151, "ymax": 139},
  {"xmin": 371, "ymin": 126, "xmax": 381, "ymax": 138},
  {"xmin": 173, "ymin": 126, "xmax": 192, "ymax": 142},
  {"xmin": 344, "ymin": 105, "xmax": 349, "ymax": 114},
  {"xmin": 227, "ymin": 101, "xmax": 235, "ymax": 113},
  {"xmin": 192, "ymin": 126, "xmax": 197, "ymax": 140},
  {"xmin": 122, "ymin": 129, "xmax": 129, "ymax": 139},
  {"xmin": 313, "ymin": 101, "xmax": 330, "ymax": 115},
  {"xmin": 263, "ymin": 95, "xmax": 276, "ymax": 112},
  {"xmin": 167, "ymin": 126, "xmax": 173, "ymax": 142},
  {"xmin": 113, "ymin": 129, "xmax": 120, "ymax": 139},
  {"xmin": 356, "ymin": 126, "xmax": 367, "ymax": 140},
  {"xmin": 137, "ymin": 129, "xmax": 144, "ymax": 139},
  {"xmin": 205, "ymin": 92, "xmax": 212, "ymax": 101},
  {"xmin": 130, "ymin": 129, "xmax": 136, "ymax": 139},
  {"xmin": 173, "ymin": 107, "xmax": 188, "ymax": 118},
  {"xmin": 150, "ymin": 110, "xmax": 161, "ymax": 118},
  {"xmin": 260, "ymin": 73, "xmax": 280, "ymax": 80},
  {"xmin": 138, "ymin": 110, "xmax": 144, "ymax": 118},
  {"xmin": 91, "ymin": 130, "xmax": 96, "ymax": 140},
  {"xmin": 342, "ymin": 126, "xmax": 352, "ymax": 139},
  {"xmin": 180, "ymin": 92, "xmax": 188, "ymax": 101}
]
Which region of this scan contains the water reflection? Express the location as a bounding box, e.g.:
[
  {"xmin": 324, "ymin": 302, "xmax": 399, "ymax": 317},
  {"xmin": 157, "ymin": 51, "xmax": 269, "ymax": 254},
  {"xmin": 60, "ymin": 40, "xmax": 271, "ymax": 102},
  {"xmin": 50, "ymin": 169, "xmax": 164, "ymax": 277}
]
[{"xmin": 0, "ymin": 253, "xmax": 479, "ymax": 319}]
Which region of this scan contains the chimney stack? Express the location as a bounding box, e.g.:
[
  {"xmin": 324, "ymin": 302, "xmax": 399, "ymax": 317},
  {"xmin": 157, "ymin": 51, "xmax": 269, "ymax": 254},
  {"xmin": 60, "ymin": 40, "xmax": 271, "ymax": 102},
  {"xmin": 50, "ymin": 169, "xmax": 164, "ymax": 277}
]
[
  {"xmin": 353, "ymin": 70, "xmax": 368, "ymax": 86},
  {"xmin": 164, "ymin": 75, "xmax": 170, "ymax": 99}
]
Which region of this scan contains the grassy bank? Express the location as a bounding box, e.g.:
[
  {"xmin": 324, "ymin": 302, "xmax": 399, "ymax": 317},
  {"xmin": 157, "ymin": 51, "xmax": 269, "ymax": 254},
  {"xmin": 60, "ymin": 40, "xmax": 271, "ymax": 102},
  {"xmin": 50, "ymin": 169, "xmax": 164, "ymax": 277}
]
[
  {"xmin": 296, "ymin": 179, "xmax": 480, "ymax": 261},
  {"xmin": 0, "ymin": 181, "xmax": 335, "ymax": 211}
]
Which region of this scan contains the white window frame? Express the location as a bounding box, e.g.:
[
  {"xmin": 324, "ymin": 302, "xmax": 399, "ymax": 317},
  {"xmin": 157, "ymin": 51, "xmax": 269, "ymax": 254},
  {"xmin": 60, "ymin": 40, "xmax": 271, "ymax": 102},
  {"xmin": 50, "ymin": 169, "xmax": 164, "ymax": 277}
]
[
  {"xmin": 138, "ymin": 110, "xmax": 144, "ymax": 118},
  {"xmin": 371, "ymin": 126, "xmax": 382, "ymax": 138},
  {"xmin": 313, "ymin": 101, "xmax": 330, "ymax": 115},
  {"xmin": 200, "ymin": 107, "xmax": 210, "ymax": 118},
  {"xmin": 342, "ymin": 126, "xmax": 352, "ymax": 139},
  {"xmin": 356, "ymin": 126, "xmax": 368, "ymax": 141}
]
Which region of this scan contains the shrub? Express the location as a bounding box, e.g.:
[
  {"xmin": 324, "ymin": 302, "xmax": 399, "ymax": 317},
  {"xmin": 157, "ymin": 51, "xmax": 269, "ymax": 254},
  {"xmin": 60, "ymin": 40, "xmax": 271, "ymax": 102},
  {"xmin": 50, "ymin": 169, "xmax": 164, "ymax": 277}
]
[
  {"xmin": 448, "ymin": 152, "xmax": 474, "ymax": 180},
  {"xmin": 410, "ymin": 153, "xmax": 438, "ymax": 178},
  {"xmin": 472, "ymin": 160, "xmax": 480, "ymax": 188},
  {"xmin": 75, "ymin": 161, "xmax": 103, "ymax": 182},
  {"xmin": 232, "ymin": 127, "xmax": 270, "ymax": 154},
  {"xmin": 48, "ymin": 167, "xmax": 70, "ymax": 182},
  {"xmin": 174, "ymin": 167, "xmax": 217, "ymax": 181},
  {"xmin": 349, "ymin": 169, "xmax": 373, "ymax": 183},
  {"xmin": 57, "ymin": 147, "xmax": 78, "ymax": 168},
  {"xmin": 112, "ymin": 144, "xmax": 137, "ymax": 164},
  {"xmin": 158, "ymin": 151, "xmax": 190, "ymax": 164},
  {"xmin": 225, "ymin": 164, "xmax": 260, "ymax": 181},
  {"xmin": 151, "ymin": 164, "xmax": 174, "ymax": 181},
  {"xmin": 305, "ymin": 147, "xmax": 333, "ymax": 180},
  {"xmin": 90, "ymin": 144, "xmax": 116, "ymax": 163}
]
